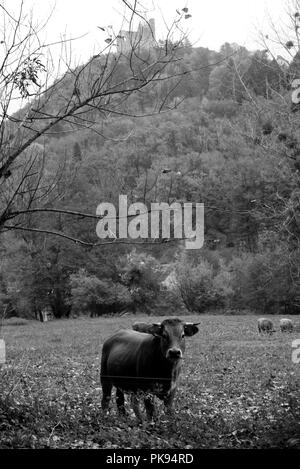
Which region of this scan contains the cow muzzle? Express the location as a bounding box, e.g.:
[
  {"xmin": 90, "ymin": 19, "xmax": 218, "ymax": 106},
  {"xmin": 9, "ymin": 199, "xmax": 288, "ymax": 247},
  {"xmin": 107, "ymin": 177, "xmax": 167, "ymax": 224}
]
[{"xmin": 167, "ymin": 348, "xmax": 182, "ymax": 360}]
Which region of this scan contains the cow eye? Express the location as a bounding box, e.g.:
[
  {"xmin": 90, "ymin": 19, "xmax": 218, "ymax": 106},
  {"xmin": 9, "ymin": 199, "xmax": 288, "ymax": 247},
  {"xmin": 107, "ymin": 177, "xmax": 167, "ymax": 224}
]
[{"xmin": 181, "ymin": 333, "xmax": 185, "ymax": 339}]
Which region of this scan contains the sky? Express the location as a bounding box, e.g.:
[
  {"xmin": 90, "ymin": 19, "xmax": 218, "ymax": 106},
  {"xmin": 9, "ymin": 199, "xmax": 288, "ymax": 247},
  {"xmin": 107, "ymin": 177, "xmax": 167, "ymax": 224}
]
[{"xmin": 3, "ymin": 0, "xmax": 288, "ymax": 64}]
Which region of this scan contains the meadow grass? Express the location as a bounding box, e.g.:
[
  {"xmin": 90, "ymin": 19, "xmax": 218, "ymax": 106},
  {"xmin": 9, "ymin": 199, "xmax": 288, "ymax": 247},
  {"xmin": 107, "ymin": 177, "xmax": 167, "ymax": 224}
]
[{"xmin": 0, "ymin": 314, "xmax": 299, "ymax": 448}]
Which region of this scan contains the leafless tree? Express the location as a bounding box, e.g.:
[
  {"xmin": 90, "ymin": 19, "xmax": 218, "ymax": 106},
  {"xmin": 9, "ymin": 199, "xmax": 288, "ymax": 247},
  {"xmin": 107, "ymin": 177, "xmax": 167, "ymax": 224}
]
[{"xmin": 0, "ymin": 0, "xmax": 199, "ymax": 247}]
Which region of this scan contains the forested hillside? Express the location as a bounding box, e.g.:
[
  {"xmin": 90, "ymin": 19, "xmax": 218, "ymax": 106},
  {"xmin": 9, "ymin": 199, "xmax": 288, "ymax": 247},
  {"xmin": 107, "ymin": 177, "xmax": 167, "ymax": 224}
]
[{"xmin": 1, "ymin": 36, "xmax": 300, "ymax": 318}]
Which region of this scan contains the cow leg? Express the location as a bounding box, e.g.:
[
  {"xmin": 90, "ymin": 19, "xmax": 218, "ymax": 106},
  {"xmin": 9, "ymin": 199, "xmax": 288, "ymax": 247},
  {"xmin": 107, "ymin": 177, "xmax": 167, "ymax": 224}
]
[
  {"xmin": 101, "ymin": 378, "xmax": 112, "ymax": 412},
  {"xmin": 130, "ymin": 394, "xmax": 143, "ymax": 422},
  {"xmin": 163, "ymin": 389, "xmax": 176, "ymax": 415},
  {"xmin": 144, "ymin": 395, "xmax": 155, "ymax": 420},
  {"xmin": 116, "ymin": 388, "xmax": 127, "ymax": 416}
]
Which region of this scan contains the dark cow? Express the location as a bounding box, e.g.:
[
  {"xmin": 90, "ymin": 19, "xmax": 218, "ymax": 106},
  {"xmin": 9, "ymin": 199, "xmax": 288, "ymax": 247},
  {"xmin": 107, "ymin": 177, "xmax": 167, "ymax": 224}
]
[{"xmin": 100, "ymin": 318, "xmax": 199, "ymax": 420}]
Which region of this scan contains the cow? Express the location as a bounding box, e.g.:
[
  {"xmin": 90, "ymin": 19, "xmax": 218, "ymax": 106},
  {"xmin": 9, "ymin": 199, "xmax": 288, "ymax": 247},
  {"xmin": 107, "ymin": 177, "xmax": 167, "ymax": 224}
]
[
  {"xmin": 258, "ymin": 318, "xmax": 275, "ymax": 334},
  {"xmin": 100, "ymin": 318, "xmax": 199, "ymax": 420},
  {"xmin": 280, "ymin": 318, "xmax": 293, "ymax": 333}
]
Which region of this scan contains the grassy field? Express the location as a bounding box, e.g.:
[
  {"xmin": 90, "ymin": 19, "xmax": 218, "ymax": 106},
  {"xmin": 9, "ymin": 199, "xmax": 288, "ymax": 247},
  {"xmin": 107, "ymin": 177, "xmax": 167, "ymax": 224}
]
[{"xmin": 0, "ymin": 314, "xmax": 299, "ymax": 449}]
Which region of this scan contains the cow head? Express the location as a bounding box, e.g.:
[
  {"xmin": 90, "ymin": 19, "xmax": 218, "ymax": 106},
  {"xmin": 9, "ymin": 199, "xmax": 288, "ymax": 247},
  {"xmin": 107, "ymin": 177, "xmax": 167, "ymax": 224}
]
[{"xmin": 147, "ymin": 318, "xmax": 199, "ymax": 362}]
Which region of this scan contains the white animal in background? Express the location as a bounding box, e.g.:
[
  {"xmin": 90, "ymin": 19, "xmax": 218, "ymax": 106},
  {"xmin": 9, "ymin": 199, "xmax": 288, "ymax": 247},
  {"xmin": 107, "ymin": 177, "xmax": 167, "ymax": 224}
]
[
  {"xmin": 280, "ymin": 318, "xmax": 293, "ymax": 333},
  {"xmin": 258, "ymin": 318, "xmax": 275, "ymax": 334}
]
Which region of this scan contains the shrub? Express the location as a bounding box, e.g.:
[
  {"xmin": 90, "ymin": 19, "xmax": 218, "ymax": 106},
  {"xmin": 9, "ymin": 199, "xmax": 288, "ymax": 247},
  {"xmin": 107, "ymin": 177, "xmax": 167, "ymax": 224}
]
[
  {"xmin": 212, "ymin": 260, "xmax": 234, "ymax": 305},
  {"xmin": 1, "ymin": 317, "xmax": 29, "ymax": 326},
  {"xmin": 119, "ymin": 251, "xmax": 162, "ymax": 313},
  {"xmin": 175, "ymin": 259, "xmax": 223, "ymax": 313},
  {"xmin": 69, "ymin": 269, "xmax": 132, "ymax": 316},
  {"xmin": 228, "ymin": 246, "xmax": 300, "ymax": 314},
  {"xmin": 154, "ymin": 289, "xmax": 186, "ymax": 316}
]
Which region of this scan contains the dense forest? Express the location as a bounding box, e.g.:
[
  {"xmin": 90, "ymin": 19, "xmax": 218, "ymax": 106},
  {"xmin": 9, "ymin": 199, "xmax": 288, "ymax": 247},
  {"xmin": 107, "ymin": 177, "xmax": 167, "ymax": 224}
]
[{"xmin": 1, "ymin": 29, "xmax": 300, "ymax": 318}]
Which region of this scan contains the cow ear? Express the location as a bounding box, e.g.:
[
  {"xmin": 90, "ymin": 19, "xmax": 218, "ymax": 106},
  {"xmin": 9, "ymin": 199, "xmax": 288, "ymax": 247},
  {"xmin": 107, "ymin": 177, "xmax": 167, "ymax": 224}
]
[
  {"xmin": 148, "ymin": 323, "xmax": 162, "ymax": 336},
  {"xmin": 184, "ymin": 323, "xmax": 199, "ymax": 337},
  {"xmin": 132, "ymin": 322, "xmax": 150, "ymax": 333}
]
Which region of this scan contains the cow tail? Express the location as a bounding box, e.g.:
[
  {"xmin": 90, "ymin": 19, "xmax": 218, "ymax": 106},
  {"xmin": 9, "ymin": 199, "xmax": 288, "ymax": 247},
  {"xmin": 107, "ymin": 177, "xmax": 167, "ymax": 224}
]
[
  {"xmin": 100, "ymin": 347, "xmax": 108, "ymax": 381},
  {"xmin": 100, "ymin": 344, "xmax": 113, "ymax": 410}
]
